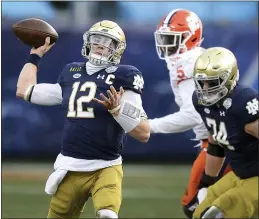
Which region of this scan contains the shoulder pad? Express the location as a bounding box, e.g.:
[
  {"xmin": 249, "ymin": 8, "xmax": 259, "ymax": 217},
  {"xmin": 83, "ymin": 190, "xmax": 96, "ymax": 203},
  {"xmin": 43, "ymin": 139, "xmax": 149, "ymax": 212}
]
[
  {"xmin": 113, "ymin": 65, "xmax": 144, "ymax": 94},
  {"xmin": 231, "ymin": 84, "xmax": 258, "ymax": 106},
  {"xmin": 116, "ymin": 65, "xmax": 142, "ymax": 77},
  {"xmin": 230, "ymin": 83, "xmax": 258, "ymax": 123}
]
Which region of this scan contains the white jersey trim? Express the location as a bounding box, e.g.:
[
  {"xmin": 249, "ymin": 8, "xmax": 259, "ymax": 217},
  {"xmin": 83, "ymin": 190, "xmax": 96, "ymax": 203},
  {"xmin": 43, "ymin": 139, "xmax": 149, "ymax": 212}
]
[
  {"xmin": 45, "ymin": 154, "xmax": 122, "ymax": 195},
  {"xmin": 54, "ymin": 153, "xmax": 122, "ymax": 172}
]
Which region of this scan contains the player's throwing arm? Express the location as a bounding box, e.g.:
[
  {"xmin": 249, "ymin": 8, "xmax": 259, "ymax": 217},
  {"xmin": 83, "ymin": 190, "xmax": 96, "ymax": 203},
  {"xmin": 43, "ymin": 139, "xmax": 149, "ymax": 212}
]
[{"xmin": 93, "ymin": 85, "xmax": 150, "ymax": 142}]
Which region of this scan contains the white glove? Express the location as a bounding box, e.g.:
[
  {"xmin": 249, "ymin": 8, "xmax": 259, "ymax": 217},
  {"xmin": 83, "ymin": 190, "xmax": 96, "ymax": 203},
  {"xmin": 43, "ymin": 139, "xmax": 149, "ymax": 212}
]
[{"xmin": 197, "ymin": 187, "xmax": 208, "ymax": 204}]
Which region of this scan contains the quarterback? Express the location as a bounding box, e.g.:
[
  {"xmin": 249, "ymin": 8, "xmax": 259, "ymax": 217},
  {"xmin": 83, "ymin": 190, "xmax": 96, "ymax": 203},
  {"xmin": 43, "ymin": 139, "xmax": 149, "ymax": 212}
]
[
  {"xmin": 192, "ymin": 47, "xmax": 258, "ymax": 218},
  {"xmin": 16, "ymin": 20, "xmax": 150, "ymax": 218},
  {"xmin": 148, "ymin": 9, "xmax": 230, "ymax": 218}
]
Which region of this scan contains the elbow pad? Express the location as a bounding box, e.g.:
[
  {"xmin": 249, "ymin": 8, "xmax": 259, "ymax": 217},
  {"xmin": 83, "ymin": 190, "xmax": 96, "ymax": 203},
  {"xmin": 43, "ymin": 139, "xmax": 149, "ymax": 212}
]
[{"xmin": 207, "ymin": 143, "xmax": 225, "ymax": 157}]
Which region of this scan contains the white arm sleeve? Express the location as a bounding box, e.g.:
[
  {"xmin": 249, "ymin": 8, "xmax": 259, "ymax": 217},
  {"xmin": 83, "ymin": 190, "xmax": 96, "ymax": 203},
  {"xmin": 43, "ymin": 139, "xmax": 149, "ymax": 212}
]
[
  {"xmin": 112, "ymin": 90, "xmax": 147, "ymax": 133},
  {"xmin": 120, "ymin": 90, "xmax": 142, "ymax": 105},
  {"xmin": 25, "ymin": 83, "xmax": 62, "ymax": 106},
  {"xmin": 149, "ymin": 79, "xmax": 203, "ymax": 134}
]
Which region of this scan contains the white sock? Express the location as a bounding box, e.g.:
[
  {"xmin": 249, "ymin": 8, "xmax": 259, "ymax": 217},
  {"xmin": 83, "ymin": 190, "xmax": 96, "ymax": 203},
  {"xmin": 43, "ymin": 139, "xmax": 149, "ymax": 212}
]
[
  {"xmin": 96, "ymin": 209, "xmax": 118, "ymax": 218},
  {"xmin": 201, "ymin": 206, "xmax": 223, "ymax": 219}
]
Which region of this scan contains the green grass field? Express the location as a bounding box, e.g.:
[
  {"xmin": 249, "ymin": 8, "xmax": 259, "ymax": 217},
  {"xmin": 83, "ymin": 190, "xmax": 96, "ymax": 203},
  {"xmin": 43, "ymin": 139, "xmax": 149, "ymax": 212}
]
[{"xmin": 2, "ymin": 162, "xmax": 192, "ymax": 218}]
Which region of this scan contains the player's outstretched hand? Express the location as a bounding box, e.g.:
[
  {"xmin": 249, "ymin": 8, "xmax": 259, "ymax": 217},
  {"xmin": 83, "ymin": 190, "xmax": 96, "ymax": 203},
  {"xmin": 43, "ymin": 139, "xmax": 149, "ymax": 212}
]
[
  {"xmin": 93, "ymin": 86, "xmax": 124, "ymax": 115},
  {"xmin": 30, "ymin": 37, "xmax": 55, "ymax": 57}
]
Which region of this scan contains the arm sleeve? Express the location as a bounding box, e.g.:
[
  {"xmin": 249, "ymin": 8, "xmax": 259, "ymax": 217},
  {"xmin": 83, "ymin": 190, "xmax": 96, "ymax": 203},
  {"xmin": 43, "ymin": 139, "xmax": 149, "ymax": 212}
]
[
  {"xmin": 27, "ymin": 83, "xmax": 62, "ymax": 106},
  {"xmin": 121, "ymin": 90, "xmax": 142, "ymax": 105},
  {"xmin": 149, "ymin": 79, "xmax": 203, "ymax": 133},
  {"xmin": 120, "ymin": 90, "xmax": 148, "ymax": 120}
]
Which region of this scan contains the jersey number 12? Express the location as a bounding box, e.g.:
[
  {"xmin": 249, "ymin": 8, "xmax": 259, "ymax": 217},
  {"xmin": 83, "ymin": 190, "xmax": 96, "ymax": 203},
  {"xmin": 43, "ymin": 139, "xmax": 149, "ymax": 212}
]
[{"xmin": 67, "ymin": 81, "xmax": 97, "ymax": 118}]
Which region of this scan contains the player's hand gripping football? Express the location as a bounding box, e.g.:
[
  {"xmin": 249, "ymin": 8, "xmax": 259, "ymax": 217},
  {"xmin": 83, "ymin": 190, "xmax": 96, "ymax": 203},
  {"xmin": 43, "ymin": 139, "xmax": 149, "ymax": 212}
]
[
  {"xmin": 93, "ymin": 86, "xmax": 124, "ymax": 116},
  {"xmin": 30, "ymin": 37, "xmax": 55, "ymax": 57}
]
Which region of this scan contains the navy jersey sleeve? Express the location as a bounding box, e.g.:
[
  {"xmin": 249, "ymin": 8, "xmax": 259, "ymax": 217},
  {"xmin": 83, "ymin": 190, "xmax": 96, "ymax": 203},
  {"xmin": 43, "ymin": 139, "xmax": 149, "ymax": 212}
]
[
  {"xmin": 57, "ymin": 65, "xmax": 69, "ymax": 86},
  {"xmin": 192, "ymin": 92, "xmax": 201, "ymax": 113},
  {"xmin": 57, "ymin": 62, "xmax": 84, "ymax": 86},
  {"xmin": 237, "ymin": 87, "xmax": 258, "ymax": 124},
  {"xmin": 114, "ymin": 65, "xmax": 144, "ymax": 94},
  {"xmin": 57, "ymin": 70, "xmax": 64, "ymax": 85}
]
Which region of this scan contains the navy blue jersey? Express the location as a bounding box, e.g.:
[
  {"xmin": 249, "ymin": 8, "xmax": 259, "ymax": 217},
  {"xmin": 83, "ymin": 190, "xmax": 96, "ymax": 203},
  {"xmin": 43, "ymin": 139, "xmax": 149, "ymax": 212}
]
[
  {"xmin": 57, "ymin": 62, "xmax": 144, "ymax": 160},
  {"xmin": 193, "ymin": 83, "xmax": 258, "ymax": 179}
]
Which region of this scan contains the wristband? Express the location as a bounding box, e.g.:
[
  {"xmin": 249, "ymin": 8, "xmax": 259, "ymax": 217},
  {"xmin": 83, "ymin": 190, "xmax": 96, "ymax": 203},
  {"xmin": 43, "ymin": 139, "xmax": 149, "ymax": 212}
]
[
  {"xmin": 26, "ymin": 54, "xmax": 42, "ymax": 68},
  {"xmin": 198, "ymin": 172, "xmax": 217, "ymax": 189},
  {"xmin": 108, "ymin": 105, "xmax": 121, "ymax": 114}
]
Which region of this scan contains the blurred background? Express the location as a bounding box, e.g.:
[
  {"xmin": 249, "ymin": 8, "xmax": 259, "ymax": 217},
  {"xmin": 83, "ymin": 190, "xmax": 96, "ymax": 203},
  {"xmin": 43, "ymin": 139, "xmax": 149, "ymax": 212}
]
[{"xmin": 2, "ymin": 1, "xmax": 258, "ymax": 218}]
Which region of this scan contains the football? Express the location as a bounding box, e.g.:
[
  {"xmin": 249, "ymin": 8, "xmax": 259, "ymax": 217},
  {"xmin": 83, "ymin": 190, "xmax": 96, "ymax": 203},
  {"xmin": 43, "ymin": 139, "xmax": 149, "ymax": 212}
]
[{"xmin": 12, "ymin": 18, "xmax": 59, "ymax": 48}]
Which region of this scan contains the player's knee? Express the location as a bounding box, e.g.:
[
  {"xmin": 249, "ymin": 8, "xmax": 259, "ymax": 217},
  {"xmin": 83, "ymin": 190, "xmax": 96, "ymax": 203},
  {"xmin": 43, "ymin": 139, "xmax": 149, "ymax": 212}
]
[
  {"xmin": 49, "ymin": 199, "xmax": 69, "ymax": 217},
  {"xmin": 205, "ymin": 186, "xmax": 218, "ymax": 201},
  {"xmin": 96, "ymin": 209, "xmax": 118, "ymax": 218}
]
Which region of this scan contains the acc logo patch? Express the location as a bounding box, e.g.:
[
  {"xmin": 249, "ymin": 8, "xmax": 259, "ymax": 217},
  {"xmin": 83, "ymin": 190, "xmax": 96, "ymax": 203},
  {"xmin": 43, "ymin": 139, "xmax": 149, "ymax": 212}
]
[
  {"xmin": 73, "ymin": 73, "xmax": 81, "ymax": 79},
  {"xmin": 204, "ymin": 108, "xmax": 210, "ymax": 114},
  {"xmin": 223, "ymin": 98, "xmax": 232, "ymax": 110},
  {"xmin": 105, "ymin": 66, "xmax": 118, "ymax": 73}
]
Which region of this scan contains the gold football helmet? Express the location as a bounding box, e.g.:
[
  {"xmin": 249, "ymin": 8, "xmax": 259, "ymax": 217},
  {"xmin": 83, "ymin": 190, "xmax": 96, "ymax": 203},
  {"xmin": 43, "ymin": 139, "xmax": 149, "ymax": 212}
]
[
  {"xmin": 81, "ymin": 20, "xmax": 126, "ymax": 66},
  {"xmin": 193, "ymin": 47, "xmax": 239, "ymax": 106}
]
